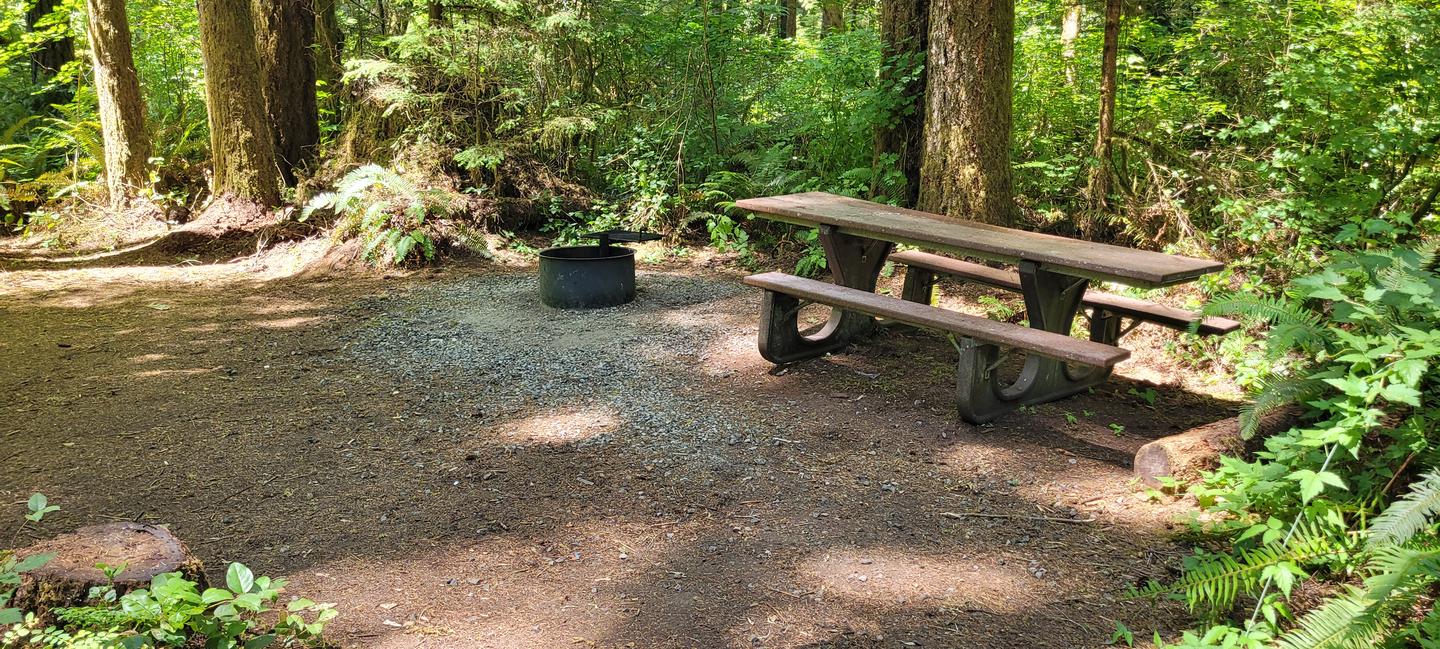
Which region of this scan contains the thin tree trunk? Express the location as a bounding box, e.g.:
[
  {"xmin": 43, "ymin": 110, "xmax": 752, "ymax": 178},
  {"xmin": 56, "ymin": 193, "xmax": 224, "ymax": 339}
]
[
  {"xmin": 197, "ymin": 0, "xmax": 281, "ymax": 206},
  {"xmin": 252, "ymin": 0, "xmax": 320, "ymax": 187},
  {"xmin": 1084, "ymin": 0, "xmax": 1121, "ymax": 236},
  {"xmin": 85, "ymin": 0, "xmax": 149, "ymax": 206},
  {"xmin": 27, "ymin": 0, "xmax": 75, "ymax": 109},
  {"xmin": 821, "ymin": 0, "xmax": 846, "ymax": 36},
  {"xmin": 313, "ymin": 0, "xmax": 343, "ymax": 92},
  {"xmin": 873, "ymin": 0, "xmax": 928, "ymax": 207},
  {"xmin": 777, "ymin": 0, "xmax": 797, "ymax": 39},
  {"xmin": 427, "ymin": 1, "xmax": 445, "ymax": 25},
  {"xmin": 1060, "ymin": 0, "xmax": 1082, "ymax": 86},
  {"xmin": 917, "ymin": 0, "xmax": 1017, "ymax": 225}
]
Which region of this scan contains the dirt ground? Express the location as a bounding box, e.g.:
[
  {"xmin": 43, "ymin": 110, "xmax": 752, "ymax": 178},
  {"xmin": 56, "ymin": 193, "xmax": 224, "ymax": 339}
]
[{"xmin": 0, "ymin": 242, "xmax": 1241, "ymax": 648}]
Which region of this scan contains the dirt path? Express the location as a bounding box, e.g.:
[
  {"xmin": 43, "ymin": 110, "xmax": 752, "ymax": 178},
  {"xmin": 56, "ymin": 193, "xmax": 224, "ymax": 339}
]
[{"xmin": 0, "ymin": 255, "xmax": 1236, "ymax": 648}]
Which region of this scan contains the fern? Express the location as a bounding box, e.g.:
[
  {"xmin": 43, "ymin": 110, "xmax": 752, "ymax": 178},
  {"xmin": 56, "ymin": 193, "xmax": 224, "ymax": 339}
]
[
  {"xmin": 1203, "ymin": 294, "xmax": 1328, "ymax": 357},
  {"xmin": 1274, "ymin": 589, "xmax": 1382, "ymax": 649},
  {"xmin": 1367, "ymin": 470, "xmax": 1440, "ymax": 550},
  {"xmin": 1272, "ymin": 473, "xmax": 1440, "ymax": 649},
  {"xmin": 1131, "ymin": 524, "xmax": 1346, "ymax": 612},
  {"xmin": 1239, "ymin": 376, "xmax": 1324, "ymax": 439}
]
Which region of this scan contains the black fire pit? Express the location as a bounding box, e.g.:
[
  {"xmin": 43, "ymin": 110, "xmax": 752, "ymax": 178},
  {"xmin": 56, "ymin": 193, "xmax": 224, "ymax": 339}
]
[{"xmin": 538, "ymin": 230, "xmax": 662, "ymax": 309}]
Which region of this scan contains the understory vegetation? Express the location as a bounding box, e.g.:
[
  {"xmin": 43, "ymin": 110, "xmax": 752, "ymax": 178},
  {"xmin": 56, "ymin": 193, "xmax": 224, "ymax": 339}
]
[{"xmin": 2, "ymin": 0, "xmax": 1438, "ymax": 646}]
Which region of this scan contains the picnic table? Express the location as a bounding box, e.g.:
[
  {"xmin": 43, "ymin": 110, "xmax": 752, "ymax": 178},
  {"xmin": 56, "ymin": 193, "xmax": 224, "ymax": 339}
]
[{"xmin": 734, "ymin": 192, "xmax": 1237, "ymax": 423}]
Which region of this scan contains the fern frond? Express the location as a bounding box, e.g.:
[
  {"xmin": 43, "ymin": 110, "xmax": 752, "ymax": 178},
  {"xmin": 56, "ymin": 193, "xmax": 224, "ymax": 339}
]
[
  {"xmin": 1203, "ymin": 294, "xmax": 1316, "ymax": 327},
  {"xmin": 1367, "ymin": 470, "xmax": 1440, "ymax": 550},
  {"xmin": 1274, "ymin": 587, "xmax": 1382, "ymax": 649},
  {"xmin": 1240, "ymin": 377, "xmax": 1322, "ymax": 439},
  {"xmin": 1131, "ymin": 524, "xmax": 1345, "ymax": 612}
]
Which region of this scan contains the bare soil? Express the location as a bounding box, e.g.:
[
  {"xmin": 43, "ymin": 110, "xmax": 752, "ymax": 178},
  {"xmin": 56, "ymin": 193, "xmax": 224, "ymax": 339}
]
[{"xmin": 0, "ymin": 244, "xmax": 1240, "ymax": 648}]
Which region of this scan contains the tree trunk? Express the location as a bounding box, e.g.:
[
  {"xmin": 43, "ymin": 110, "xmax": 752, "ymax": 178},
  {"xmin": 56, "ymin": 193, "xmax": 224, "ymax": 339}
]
[
  {"xmin": 313, "ymin": 0, "xmax": 343, "ymax": 93},
  {"xmin": 197, "ymin": 0, "xmax": 281, "ymax": 206},
  {"xmin": 821, "ymin": 0, "xmax": 846, "ymax": 36},
  {"xmin": 777, "ymin": 0, "xmax": 797, "ymax": 39},
  {"xmin": 252, "ymin": 0, "xmax": 320, "ymax": 187},
  {"xmin": 427, "ymin": 0, "xmax": 445, "ymax": 25},
  {"xmin": 1060, "ymin": 0, "xmax": 1082, "ymax": 86},
  {"xmin": 1083, "ymin": 0, "xmax": 1121, "ymax": 237},
  {"xmin": 1133, "ymin": 409, "xmax": 1300, "ymax": 486},
  {"xmin": 872, "ymin": 0, "xmax": 928, "ymax": 208},
  {"xmin": 26, "ymin": 0, "xmax": 75, "ymax": 110},
  {"xmin": 917, "ymin": 0, "xmax": 1017, "ymax": 225},
  {"xmin": 85, "ymin": 0, "xmax": 149, "ymax": 206}
]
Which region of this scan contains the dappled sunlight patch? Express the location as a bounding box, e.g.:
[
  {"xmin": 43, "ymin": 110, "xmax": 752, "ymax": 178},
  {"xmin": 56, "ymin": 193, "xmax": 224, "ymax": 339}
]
[
  {"xmin": 1014, "ymin": 472, "xmax": 1189, "ymax": 530},
  {"xmin": 130, "ymin": 367, "xmax": 219, "ymax": 379},
  {"xmin": 249, "ymin": 315, "xmax": 330, "ymax": 330},
  {"xmin": 127, "ymin": 353, "xmax": 172, "ymax": 364},
  {"xmin": 495, "ymin": 406, "xmax": 620, "ymax": 446},
  {"xmin": 287, "ymin": 520, "xmax": 688, "ymax": 649},
  {"xmin": 798, "ymin": 548, "xmax": 1038, "ymax": 613}
]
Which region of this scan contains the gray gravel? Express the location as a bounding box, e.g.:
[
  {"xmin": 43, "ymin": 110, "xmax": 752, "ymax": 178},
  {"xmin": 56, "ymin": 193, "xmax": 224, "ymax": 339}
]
[{"xmin": 339, "ymin": 271, "xmax": 783, "ymax": 467}]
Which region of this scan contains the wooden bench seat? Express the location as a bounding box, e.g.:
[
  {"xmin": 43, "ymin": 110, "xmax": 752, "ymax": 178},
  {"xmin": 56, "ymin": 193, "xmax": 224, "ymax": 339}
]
[
  {"xmin": 743, "ymin": 272, "xmax": 1130, "ymax": 368},
  {"xmin": 889, "ymin": 250, "xmax": 1240, "ymax": 336}
]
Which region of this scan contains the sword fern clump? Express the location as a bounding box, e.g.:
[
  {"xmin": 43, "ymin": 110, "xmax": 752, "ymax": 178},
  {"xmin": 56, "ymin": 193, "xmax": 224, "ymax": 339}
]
[{"xmin": 1148, "ymin": 239, "xmax": 1440, "ymax": 647}]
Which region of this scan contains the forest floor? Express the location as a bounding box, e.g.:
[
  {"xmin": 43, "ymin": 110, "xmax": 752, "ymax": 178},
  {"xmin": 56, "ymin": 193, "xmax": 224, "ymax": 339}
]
[{"xmin": 0, "ymin": 238, "xmax": 1241, "ymax": 648}]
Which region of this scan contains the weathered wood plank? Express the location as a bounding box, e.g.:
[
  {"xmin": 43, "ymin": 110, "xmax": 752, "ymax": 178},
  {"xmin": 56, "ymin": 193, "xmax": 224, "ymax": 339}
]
[
  {"xmin": 742, "ymin": 272, "xmax": 1130, "ymax": 368},
  {"xmin": 736, "ymin": 192, "xmax": 1224, "ymax": 288},
  {"xmin": 889, "ymin": 250, "xmax": 1241, "ymax": 336}
]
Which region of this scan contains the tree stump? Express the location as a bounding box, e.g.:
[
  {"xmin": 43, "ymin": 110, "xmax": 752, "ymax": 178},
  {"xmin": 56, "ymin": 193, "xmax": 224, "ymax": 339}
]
[
  {"xmin": 11, "ymin": 523, "xmax": 205, "ymax": 622},
  {"xmin": 1133, "ymin": 409, "xmax": 1301, "ymax": 486}
]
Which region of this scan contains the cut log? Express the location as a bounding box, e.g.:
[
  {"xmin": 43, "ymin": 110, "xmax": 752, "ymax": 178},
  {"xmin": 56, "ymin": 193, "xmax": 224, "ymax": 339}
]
[
  {"xmin": 1133, "ymin": 409, "xmax": 1301, "ymax": 486},
  {"xmin": 11, "ymin": 523, "xmax": 205, "ymax": 622}
]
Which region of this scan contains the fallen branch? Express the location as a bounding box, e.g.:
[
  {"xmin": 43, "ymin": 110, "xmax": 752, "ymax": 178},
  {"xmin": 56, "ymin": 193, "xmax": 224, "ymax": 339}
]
[{"xmin": 939, "ymin": 511, "xmax": 1095, "ymax": 524}]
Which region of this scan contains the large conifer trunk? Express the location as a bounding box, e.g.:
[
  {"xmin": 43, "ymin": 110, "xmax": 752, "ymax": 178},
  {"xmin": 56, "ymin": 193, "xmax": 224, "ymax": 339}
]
[
  {"xmin": 917, "ymin": 0, "xmax": 1017, "ymax": 225},
  {"xmin": 27, "ymin": 0, "xmax": 75, "ymax": 109},
  {"xmin": 85, "ymin": 0, "xmax": 149, "ymax": 206},
  {"xmin": 252, "ymin": 0, "xmax": 320, "ymax": 187},
  {"xmin": 197, "ymin": 0, "xmax": 280, "ymax": 206},
  {"xmin": 873, "ymin": 0, "xmax": 928, "ymax": 207}
]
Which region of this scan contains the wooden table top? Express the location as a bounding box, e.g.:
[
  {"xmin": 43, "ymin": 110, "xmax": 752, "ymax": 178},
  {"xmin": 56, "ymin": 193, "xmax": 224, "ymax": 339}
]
[{"xmin": 735, "ymin": 192, "xmax": 1224, "ymax": 288}]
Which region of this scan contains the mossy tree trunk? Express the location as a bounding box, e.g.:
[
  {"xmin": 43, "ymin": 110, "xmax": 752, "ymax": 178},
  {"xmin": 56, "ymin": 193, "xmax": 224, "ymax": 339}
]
[
  {"xmin": 197, "ymin": 0, "xmax": 281, "ymax": 207},
  {"xmin": 85, "ymin": 0, "xmax": 150, "ymax": 206},
  {"xmin": 1084, "ymin": 0, "xmax": 1122, "ymax": 237},
  {"xmin": 252, "ymin": 0, "xmax": 320, "ymax": 187},
  {"xmin": 873, "ymin": 0, "xmax": 928, "ymax": 208},
  {"xmin": 314, "ymin": 0, "xmax": 343, "ymax": 91},
  {"xmin": 821, "ymin": 0, "xmax": 846, "ymax": 36},
  {"xmin": 27, "ymin": 0, "xmax": 75, "ymax": 110},
  {"xmin": 777, "ymin": 0, "xmax": 797, "ymax": 39},
  {"xmin": 917, "ymin": 0, "xmax": 1018, "ymax": 226}
]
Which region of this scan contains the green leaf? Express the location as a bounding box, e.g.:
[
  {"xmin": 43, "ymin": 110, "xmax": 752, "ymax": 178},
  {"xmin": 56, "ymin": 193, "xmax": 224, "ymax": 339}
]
[
  {"xmin": 27, "ymin": 493, "xmax": 47, "ymax": 512},
  {"xmin": 231, "ymin": 592, "xmax": 265, "ymax": 611},
  {"xmin": 287, "ymin": 598, "xmax": 315, "ymax": 612},
  {"xmin": 225, "ymin": 563, "xmax": 255, "ymax": 594},
  {"xmin": 1381, "ymin": 383, "xmax": 1421, "ymax": 407},
  {"xmin": 0, "ymin": 607, "xmax": 21, "ymax": 625},
  {"xmin": 201, "ymin": 587, "xmax": 234, "ymax": 604},
  {"xmin": 244, "ymin": 635, "xmax": 276, "ymax": 649},
  {"xmin": 13, "ymin": 552, "xmax": 55, "ymax": 573},
  {"xmin": 1290, "ymin": 469, "xmax": 1347, "ymax": 502}
]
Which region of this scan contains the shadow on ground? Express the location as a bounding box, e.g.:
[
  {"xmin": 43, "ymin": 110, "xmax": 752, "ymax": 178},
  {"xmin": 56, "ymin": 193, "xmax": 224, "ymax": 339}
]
[{"xmin": 0, "ymin": 261, "xmax": 1234, "ymax": 648}]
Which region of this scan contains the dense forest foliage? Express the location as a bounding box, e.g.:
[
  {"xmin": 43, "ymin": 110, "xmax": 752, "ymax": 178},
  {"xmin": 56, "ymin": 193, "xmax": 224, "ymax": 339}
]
[{"xmin": 1, "ymin": 0, "xmax": 1438, "ymax": 647}]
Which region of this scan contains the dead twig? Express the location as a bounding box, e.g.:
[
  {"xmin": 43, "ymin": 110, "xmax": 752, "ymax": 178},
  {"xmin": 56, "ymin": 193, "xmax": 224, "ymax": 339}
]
[{"xmin": 939, "ymin": 511, "xmax": 1096, "ymax": 524}]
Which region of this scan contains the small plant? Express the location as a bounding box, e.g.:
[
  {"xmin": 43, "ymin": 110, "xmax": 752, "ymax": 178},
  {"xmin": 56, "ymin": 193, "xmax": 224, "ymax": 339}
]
[
  {"xmin": 2, "ymin": 493, "xmax": 60, "ymax": 625},
  {"xmin": 1128, "ymin": 387, "xmax": 1159, "ymax": 406},
  {"xmin": 1108, "ymin": 423, "xmax": 1126, "ymax": 436},
  {"xmin": 1110, "ymin": 620, "xmax": 1135, "ymax": 647},
  {"xmin": 303, "ymin": 164, "xmax": 447, "ymax": 266},
  {"xmin": 1063, "ymin": 411, "xmax": 1078, "ymax": 425}
]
